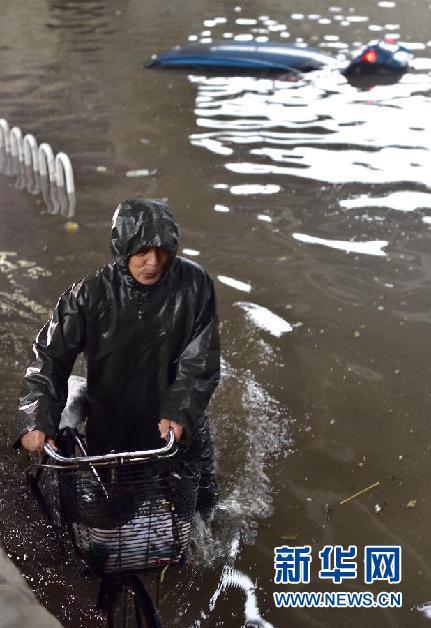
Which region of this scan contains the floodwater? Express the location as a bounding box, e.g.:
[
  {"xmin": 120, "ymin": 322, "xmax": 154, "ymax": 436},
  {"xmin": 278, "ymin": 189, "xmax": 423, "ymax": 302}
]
[{"xmin": 1, "ymin": 0, "xmax": 431, "ymax": 626}]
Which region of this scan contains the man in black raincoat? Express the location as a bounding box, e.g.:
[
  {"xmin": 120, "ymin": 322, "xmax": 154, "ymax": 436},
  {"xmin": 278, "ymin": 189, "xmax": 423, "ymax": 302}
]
[{"xmin": 15, "ymin": 199, "xmax": 220, "ymax": 510}]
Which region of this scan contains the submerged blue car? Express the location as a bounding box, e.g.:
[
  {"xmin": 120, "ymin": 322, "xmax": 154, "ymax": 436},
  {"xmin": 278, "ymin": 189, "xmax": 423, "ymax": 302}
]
[{"xmin": 148, "ymin": 40, "xmax": 413, "ymax": 77}]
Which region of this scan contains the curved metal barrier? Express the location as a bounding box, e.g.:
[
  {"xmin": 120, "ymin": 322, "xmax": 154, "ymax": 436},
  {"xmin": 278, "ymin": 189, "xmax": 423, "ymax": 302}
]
[
  {"xmin": 0, "ymin": 118, "xmax": 12, "ymax": 176},
  {"xmin": 0, "ymin": 118, "xmax": 76, "ymax": 217},
  {"xmin": 0, "ymin": 119, "xmax": 10, "ymax": 152},
  {"xmin": 23, "ymin": 134, "xmax": 40, "ymax": 195},
  {"xmin": 10, "ymin": 127, "xmax": 25, "ymax": 188},
  {"xmin": 55, "ymin": 152, "xmax": 76, "ymax": 217}
]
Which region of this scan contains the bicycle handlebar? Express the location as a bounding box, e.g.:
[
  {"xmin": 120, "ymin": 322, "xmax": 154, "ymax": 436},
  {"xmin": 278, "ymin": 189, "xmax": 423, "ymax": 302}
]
[{"xmin": 43, "ymin": 429, "xmax": 176, "ymax": 464}]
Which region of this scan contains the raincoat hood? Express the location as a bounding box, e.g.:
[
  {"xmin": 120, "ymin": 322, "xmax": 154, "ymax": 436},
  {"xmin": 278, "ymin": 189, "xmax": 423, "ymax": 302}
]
[{"xmin": 111, "ymin": 199, "xmax": 180, "ymax": 262}]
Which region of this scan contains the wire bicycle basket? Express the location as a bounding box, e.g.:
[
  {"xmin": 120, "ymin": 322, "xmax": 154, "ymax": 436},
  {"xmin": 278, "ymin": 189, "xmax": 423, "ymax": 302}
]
[{"xmin": 31, "ymin": 429, "xmax": 200, "ymax": 577}]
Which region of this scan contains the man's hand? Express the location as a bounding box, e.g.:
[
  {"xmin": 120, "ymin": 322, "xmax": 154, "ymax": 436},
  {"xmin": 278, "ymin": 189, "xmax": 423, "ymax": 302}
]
[
  {"xmin": 21, "ymin": 430, "xmax": 55, "ymax": 453},
  {"xmin": 159, "ymin": 419, "xmax": 184, "ymax": 442}
]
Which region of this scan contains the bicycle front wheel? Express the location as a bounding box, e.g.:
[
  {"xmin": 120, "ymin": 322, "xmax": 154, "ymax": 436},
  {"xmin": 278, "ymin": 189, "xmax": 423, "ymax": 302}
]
[{"xmin": 104, "ymin": 575, "xmax": 163, "ymax": 628}]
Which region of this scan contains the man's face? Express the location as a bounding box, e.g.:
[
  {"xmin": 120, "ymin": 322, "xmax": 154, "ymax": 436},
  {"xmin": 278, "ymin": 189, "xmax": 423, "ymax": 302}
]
[{"xmin": 127, "ymin": 247, "xmax": 170, "ymax": 285}]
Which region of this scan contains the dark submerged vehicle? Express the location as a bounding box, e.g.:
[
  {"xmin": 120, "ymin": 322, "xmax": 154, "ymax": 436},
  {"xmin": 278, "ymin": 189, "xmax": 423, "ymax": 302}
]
[
  {"xmin": 148, "ymin": 39, "xmax": 413, "ymax": 82},
  {"xmin": 148, "ymin": 40, "xmax": 335, "ymax": 73},
  {"xmin": 343, "ymin": 40, "xmax": 413, "ymax": 77}
]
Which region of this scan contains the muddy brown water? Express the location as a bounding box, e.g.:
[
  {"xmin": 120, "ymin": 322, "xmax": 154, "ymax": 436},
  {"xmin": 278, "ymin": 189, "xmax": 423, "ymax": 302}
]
[{"xmin": 1, "ymin": 0, "xmax": 431, "ymax": 626}]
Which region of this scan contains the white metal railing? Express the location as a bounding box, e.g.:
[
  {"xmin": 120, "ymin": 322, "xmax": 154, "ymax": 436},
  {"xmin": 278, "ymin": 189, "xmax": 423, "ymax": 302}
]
[
  {"xmin": 10, "ymin": 127, "xmax": 24, "ymax": 162},
  {"xmin": 0, "ymin": 118, "xmax": 76, "ymax": 217},
  {"xmin": 23, "ymin": 133, "xmax": 39, "ymax": 170},
  {"xmin": 0, "ymin": 119, "xmax": 10, "ymax": 152}
]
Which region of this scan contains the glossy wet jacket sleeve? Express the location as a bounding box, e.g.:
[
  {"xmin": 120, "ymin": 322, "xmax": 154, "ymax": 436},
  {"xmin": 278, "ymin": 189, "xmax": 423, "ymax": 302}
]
[
  {"xmin": 159, "ymin": 278, "xmax": 220, "ymax": 444},
  {"xmin": 14, "ymin": 285, "xmax": 85, "ymax": 447}
]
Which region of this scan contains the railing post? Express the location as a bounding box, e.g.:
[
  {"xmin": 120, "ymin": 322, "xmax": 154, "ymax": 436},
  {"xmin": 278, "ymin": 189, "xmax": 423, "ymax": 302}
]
[
  {"xmin": 10, "ymin": 127, "xmax": 24, "ymax": 162},
  {"xmin": 23, "ymin": 134, "xmax": 40, "ymax": 195},
  {"xmin": 38, "ymin": 143, "xmax": 59, "ymax": 214},
  {"xmin": 0, "ymin": 119, "xmax": 10, "ymax": 153},
  {"xmin": 38, "ymin": 143, "xmax": 56, "ymax": 182},
  {"xmin": 9, "ymin": 127, "xmax": 25, "ymax": 186},
  {"xmin": 23, "ymin": 134, "xmax": 39, "ymax": 171},
  {"xmin": 55, "ymin": 152, "xmax": 76, "ymax": 217},
  {"xmin": 55, "ymin": 152, "xmax": 75, "ymax": 195}
]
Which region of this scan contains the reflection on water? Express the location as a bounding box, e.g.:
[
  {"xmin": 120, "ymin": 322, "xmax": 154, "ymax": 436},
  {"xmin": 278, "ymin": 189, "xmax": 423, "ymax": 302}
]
[
  {"xmin": 182, "ymin": 248, "xmax": 200, "ymax": 258},
  {"xmin": 218, "ymin": 275, "xmax": 251, "ymax": 292},
  {"xmin": 212, "ymin": 182, "xmax": 281, "ymax": 195},
  {"xmin": 214, "ymin": 203, "xmax": 230, "ymax": 212},
  {"xmin": 191, "ymin": 71, "xmax": 431, "ymax": 190},
  {"xmin": 292, "ymin": 232, "xmax": 388, "ymax": 256},
  {"xmin": 340, "ymin": 191, "xmax": 431, "ymax": 212},
  {"xmin": 234, "ymin": 301, "xmax": 293, "ymax": 336}
]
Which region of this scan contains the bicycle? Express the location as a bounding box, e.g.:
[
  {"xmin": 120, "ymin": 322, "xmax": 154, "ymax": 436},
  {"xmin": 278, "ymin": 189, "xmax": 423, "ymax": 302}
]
[{"xmin": 27, "ymin": 427, "xmax": 200, "ymax": 627}]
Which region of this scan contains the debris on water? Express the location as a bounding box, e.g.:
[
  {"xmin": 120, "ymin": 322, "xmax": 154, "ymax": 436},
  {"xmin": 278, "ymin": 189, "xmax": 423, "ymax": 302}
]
[
  {"xmin": 354, "ymin": 330, "xmax": 361, "ymax": 337},
  {"xmin": 406, "ymin": 499, "xmax": 417, "ymax": 509},
  {"xmin": 160, "ymin": 565, "xmax": 168, "ymax": 584},
  {"xmin": 96, "ymin": 165, "xmax": 107, "ymax": 173},
  {"xmin": 280, "ymin": 533, "xmax": 299, "ymax": 541},
  {"xmin": 374, "ymin": 504, "xmax": 382, "ymax": 514},
  {"xmin": 340, "ymin": 481, "xmax": 380, "ymax": 505},
  {"xmin": 64, "ymin": 221, "xmax": 79, "ymax": 234},
  {"xmin": 324, "ymin": 503, "xmax": 332, "ymax": 520},
  {"xmin": 126, "ymin": 168, "xmax": 158, "ymax": 178}
]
